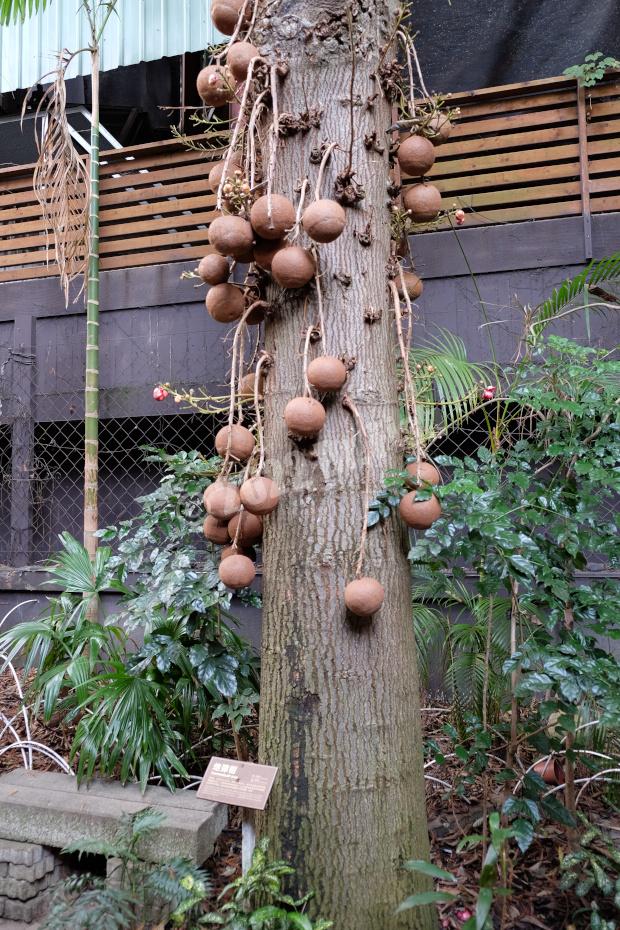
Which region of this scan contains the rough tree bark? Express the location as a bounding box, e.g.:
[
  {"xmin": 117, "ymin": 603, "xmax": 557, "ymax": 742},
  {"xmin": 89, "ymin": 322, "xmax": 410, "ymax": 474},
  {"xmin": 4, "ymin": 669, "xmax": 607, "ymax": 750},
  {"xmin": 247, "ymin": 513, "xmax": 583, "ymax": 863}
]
[{"xmin": 255, "ymin": 2, "xmax": 435, "ymax": 927}]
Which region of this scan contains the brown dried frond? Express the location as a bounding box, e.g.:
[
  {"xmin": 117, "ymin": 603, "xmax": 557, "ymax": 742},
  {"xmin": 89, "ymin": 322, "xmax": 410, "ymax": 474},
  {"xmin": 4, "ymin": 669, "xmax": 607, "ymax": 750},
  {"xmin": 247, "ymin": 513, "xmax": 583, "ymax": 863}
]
[{"xmin": 24, "ymin": 50, "xmax": 89, "ymax": 304}]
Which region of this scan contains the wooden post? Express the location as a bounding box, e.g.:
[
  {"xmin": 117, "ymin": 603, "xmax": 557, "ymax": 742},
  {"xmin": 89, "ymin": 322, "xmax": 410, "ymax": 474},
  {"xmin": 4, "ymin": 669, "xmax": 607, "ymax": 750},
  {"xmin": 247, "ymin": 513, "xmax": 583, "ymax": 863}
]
[
  {"xmin": 576, "ymin": 80, "xmax": 593, "ymax": 260},
  {"xmin": 9, "ymin": 316, "xmax": 35, "ymax": 568}
]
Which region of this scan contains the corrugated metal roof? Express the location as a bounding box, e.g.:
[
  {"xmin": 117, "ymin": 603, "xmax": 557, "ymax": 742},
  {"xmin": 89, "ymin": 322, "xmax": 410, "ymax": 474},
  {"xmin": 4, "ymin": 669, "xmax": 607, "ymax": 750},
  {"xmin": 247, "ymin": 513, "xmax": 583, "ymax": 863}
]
[{"xmin": 0, "ymin": 0, "xmax": 222, "ymax": 95}]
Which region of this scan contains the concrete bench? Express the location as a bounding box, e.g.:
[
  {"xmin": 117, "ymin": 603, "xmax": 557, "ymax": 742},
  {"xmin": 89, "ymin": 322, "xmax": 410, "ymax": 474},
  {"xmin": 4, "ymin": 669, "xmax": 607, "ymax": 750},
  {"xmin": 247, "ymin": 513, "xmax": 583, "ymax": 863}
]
[{"xmin": 0, "ymin": 771, "xmax": 227, "ymax": 865}]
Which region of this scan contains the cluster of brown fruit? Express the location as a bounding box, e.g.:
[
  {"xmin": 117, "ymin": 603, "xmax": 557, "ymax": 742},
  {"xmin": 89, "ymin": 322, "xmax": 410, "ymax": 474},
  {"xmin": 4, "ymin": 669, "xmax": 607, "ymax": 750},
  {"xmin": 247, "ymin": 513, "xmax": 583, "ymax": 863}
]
[
  {"xmin": 341, "ymin": 461, "xmax": 442, "ymax": 620},
  {"xmin": 396, "ymin": 113, "xmax": 451, "ymax": 223},
  {"xmin": 204, "ymin": 423, "xmax": 281, "ymax": 589},
  {"xmin": 399, "ymin": 460, "xmax": 442, "ymax": 529}
]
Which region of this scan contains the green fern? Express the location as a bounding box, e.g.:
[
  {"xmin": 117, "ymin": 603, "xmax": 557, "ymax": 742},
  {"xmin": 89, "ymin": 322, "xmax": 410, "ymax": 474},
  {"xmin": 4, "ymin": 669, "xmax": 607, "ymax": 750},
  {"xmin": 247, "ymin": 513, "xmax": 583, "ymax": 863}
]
[
  {"xmin": 45, "ymin": 878, "xmax": 135, "ymax": 930},
  {"xmin": 529, "ymin": 252, "xmax": 620, "ymax": 345},
  {"xmin": 410, "ymin": 328, "xmax": 494, "ymax": 444}
]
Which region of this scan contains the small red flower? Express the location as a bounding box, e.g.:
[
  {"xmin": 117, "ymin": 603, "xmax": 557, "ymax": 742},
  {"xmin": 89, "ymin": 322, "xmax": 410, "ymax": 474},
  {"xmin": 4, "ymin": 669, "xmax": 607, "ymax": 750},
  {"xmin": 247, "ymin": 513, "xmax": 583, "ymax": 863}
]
[
  {"xmin": 456, "ymin": 909, "xmax": 472, "ymax": 923},
  {"xmin": 482, "ymin": 385, "xmax": 497, "ymax": 400},
  {"xmin": 454, "ymin": 209, "xmax": 466, "ymax": 225},
  {"xmin": 153, "ymin": 386, "xmax": 168, "ymax": 401}
]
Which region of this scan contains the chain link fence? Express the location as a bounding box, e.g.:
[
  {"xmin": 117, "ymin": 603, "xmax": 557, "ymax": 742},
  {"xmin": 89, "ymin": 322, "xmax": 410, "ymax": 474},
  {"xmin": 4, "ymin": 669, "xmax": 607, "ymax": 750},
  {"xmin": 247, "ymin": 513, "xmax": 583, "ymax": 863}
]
[{"xmin": 0, "ymin": 374, "xmax": 220, "ymax": 567}]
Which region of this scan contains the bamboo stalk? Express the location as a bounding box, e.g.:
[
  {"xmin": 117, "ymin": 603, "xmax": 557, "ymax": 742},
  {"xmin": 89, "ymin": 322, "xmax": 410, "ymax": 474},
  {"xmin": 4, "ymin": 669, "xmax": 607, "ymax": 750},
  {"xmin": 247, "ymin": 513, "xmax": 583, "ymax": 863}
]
[{"xmin": 83, "ymin": 41, "xmax": 100, "ymax": 565}]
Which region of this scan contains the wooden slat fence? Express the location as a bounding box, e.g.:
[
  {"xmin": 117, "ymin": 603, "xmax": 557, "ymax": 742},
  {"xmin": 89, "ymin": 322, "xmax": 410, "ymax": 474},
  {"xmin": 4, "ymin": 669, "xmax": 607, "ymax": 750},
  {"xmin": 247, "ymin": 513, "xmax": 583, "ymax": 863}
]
[
  {"xmin": 0, "ymin": 134, "xmax": 225, "ymax": 283},
  {"xmin": 2, "ymin": 73, "xmax": 620, "ymax": 282},
  {"xmin": 404, "ymin": 72, "xmax": 620, "ymax": 243}
]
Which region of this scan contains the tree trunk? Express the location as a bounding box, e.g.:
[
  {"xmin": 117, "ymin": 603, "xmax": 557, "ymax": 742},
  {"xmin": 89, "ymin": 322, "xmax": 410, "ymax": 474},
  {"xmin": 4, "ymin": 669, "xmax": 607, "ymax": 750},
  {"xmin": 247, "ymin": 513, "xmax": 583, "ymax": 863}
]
[
  {"xmin": 256, "ymin": 3, "xmax": 434, "ymax": 927},
  {"xmin": 84, "ymin": 44, "xmax": 100, "ymax": 562}
]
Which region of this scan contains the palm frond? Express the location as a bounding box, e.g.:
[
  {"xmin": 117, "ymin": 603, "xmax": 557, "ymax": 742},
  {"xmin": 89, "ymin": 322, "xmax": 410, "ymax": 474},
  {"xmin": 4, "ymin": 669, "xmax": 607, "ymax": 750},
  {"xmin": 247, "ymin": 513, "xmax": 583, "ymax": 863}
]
[
  {"xmin": 413, "ymin": 605, "xmax": 448, "ymax": 685},
  {"xmin": 409, "ymin": 328, "xmax": 495, "ymax": 444},
  {"xmin": 529, "ymin": 252, "xmax": 620, "ymax": 345},
  {"xmin": 0, "ymin": 0, "xmax": 50, "ymax": 24}
]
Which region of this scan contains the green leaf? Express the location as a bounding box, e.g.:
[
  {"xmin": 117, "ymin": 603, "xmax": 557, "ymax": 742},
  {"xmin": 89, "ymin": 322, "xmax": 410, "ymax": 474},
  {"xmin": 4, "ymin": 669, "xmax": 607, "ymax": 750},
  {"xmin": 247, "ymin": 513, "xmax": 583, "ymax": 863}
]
[
  {"xmin": 189, "ymin": 645, "xmax": 239, "ymax": 697},
  {"xmin": 396, "ymin": 891, "xmax": 457, "ymax": 912},
  {"xmin": 0, "ymin": 0, "xmax": 50, "ymax": 25},
  {"xmin": 403, "ymin": 860, "xmax": 457, "ymax": 883},
  {"xmin": 475, "ymin": 887, "xmax": 493, "ymax": 930}
]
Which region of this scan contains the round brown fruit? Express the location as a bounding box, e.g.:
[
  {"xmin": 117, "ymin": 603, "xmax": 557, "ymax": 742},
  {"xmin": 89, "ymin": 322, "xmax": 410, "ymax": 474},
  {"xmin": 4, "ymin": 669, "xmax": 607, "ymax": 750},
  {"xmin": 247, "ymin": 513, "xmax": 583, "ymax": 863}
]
[
  {"xmin": 227, "ymin": 41, "xmax": 260, "ymax": 82},
  {"xmin": 208, "ymin": 154, "xmax": 242, "ymax": 194},
  {"xmin": 397, "ymin": 270, "xmax": 423, "ymax": 300},
  {"xmin": 211, "ymin": 0, "xmax": 251, "ymax": 35},
  {"xmin": 197, "ymin": 65, "xmax": 234, "ymax": 107},
  {"xmin": 306, "ymin": 356, "xmax": 347, "ymax": 392},
  {"xmin": 344, "ymin": 577, "xmax": 385, "ymax": 617},
  {"xmin": 208, "ymin": 215, "xmax": 255, "ymax": 260},
  {"xmin": 198, "ymin": 253, "xmax": 229, "ymax": 285},
  {"xmin": 271, "ymin": 247, "xmax": 315, "ymax": 289},
  {"xmin": 215, "ymin": 424, "xmax": 256, "ymax": 461},
  {"xmin": 238, "ymin": 370, "xmax": 266, "ymax": 399},
  {"xmin": 221, "ymin": 544, "xmax": 256, "ymax": 560},
  {"xmin": 301, "ymin": 199, "xmax": 346, "ymax": 243},
  {"xmin": 397, "ymin": 135, "xmax": 436, "ymax": 176},
  {"xmin": 399, "ymin": 489, "xmax": 442, "ymax": 529},
  {"xmin": 284, "ymin": 396, "xmax": 326, "ymax": 438},
  {"xmin": 206, "ymin": 283, "xmax": 245, "ymax": 323},
  {"xmin": 240, "ymin": 476, "xmax": 280, "ymax": 515},
  {"xmin": 206, "ymin": 481, "xmax": 241, "ymax": 520},
  {"xmin": 427, "ymin": 113, "xmax": 452, "ymax": 145},
  {"xmin": 228, "ymin": 511, "xmax": 263, "ymax": 545},
  {"xmin": 405, "ymin": 460, "xmax": 440, "ymax": 487},
  {"xmin": 203, "ymin": 483, "xmax": 216, "ymax": 511},
  {"xmin": 253, "ymin": 237, "xmax": 285, "ymax": 271},
  {"xmin": 250, "ymin": 194, "xmax": 296, "ymax": 240},
  {"xmin": 218, "ymin": 553, "xmax": 256, "ymax": 589},
  {"xmin": 203, "ymin": 514, "xmax": 230, "ymax": 544},
  {"xmin": 403, "ymin": 183, "xmax": 442, "ymax": 222}
]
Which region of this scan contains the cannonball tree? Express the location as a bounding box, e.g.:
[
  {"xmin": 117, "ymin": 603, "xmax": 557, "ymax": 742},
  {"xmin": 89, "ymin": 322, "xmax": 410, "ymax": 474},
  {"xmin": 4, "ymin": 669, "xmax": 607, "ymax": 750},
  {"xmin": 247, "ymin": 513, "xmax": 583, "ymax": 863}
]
[{"xmin": 165, "ymin": 2, "xmax": 462, "ymax": 927}]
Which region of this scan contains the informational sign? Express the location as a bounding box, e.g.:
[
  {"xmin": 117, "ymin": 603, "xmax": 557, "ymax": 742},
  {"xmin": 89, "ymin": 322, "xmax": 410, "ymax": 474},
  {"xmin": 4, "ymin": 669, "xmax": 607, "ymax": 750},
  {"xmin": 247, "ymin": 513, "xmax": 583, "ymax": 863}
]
[{"xmin": 197, "ymin": 757, "xmax": 278, "ymax": 811}]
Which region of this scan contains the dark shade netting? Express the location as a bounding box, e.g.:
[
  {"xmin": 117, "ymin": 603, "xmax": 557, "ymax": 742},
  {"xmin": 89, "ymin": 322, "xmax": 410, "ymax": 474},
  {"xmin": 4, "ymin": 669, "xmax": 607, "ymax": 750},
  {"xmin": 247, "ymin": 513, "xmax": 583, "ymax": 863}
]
[{"xmin": 412, "ymin": 0, "xmax": 620, "ymax": 92}]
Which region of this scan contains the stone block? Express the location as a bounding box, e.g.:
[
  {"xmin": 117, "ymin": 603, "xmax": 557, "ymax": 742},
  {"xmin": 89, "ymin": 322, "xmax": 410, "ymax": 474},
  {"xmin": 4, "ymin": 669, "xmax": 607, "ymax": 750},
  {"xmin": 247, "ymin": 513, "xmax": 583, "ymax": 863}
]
[
  {"xmin": 2, "ymin": 892, "xmax": 49, "ymax": 923},
  {"xmin": 0, "ymin": 844, "xmax": 43, "ymax": 868},
  {"xmin": 8, "ymin": 853, "xmax": 55, "ymax": 883},
  {"xmin": 0, "ymin": 771, "xmax": 227, "ymax": 865}
]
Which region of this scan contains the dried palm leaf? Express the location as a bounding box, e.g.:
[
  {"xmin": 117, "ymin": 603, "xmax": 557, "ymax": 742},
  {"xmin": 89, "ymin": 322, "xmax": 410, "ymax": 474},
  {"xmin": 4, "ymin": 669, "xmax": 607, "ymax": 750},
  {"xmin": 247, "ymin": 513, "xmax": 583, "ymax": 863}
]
[{"xmin": 23, "ymin": 49, "xmax": 90, "ymax": 304}]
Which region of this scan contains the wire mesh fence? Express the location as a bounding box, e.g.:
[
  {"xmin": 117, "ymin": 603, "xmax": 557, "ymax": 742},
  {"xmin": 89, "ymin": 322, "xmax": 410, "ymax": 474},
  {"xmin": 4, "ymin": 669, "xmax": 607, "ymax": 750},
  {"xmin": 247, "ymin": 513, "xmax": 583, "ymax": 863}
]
[{"xmin": 0, "ymin": 379, "xmax": 220, "ymax": 567}]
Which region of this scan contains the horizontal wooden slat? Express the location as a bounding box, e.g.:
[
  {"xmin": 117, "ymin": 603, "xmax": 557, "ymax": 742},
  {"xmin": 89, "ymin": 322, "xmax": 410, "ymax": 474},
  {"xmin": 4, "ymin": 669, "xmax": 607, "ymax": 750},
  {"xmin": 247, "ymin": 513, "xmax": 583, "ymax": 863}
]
[
  {"xmin": 454, "ymin": 89, "xmax": 576, "ymax": 120},
  {"xmin": 99, "ymin": 246, "xmax": 209, "ymax": 271},
  {"xmin": 436, "ymin": 124, "xmax": 579, "ymax": 158},
  {"xmin": 435, "ymin": 161, "xmax": 579, "ymax": 194},
  {"xmin": 99, "ymin": 147, "xmax": 223, "ymax": 177},
  {"xmin": 99, "ymin": 159, "xmax": 209, "ymax": 192},
  {"xmin": 426, "ymin": 199, "xmax": 583, "ymax": 230},
  {"xmin": 98, "ymin": 177, "xmax": 213, "ymax": 207},
  {"xmin": 0, "ymin": 250, "xmax": 209, "ymax": 282},
  {"xmin": 100, "ymin": 193, "xmax": 217, "ymax": 224},
  {"xmin": 430, "ymin": 142, "xmax": 580, "ymax": 177},
  {"xmin": 448, "ymin": 105, "xmax": 577, "ymax": 140},
  {"xmin": 441, "ymin": 178, "xmax": 581, "ymax": 210},
  {"xmin": 587, "ymin": 117, "xmax": 620, "ymax": 138},
  {"xmin": 0, "ymin": 210, "xmax": 217, "ymax": 255}
]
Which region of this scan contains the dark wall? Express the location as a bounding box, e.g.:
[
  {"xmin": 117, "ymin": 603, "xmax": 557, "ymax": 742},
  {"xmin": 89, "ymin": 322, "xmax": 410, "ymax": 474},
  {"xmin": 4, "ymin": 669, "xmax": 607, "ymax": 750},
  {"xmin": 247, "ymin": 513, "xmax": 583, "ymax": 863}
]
[
  {"xmin": 410, "ymin": 213, "xmax": 620, "ymax": 360},
  {"xmin": 413, "ymin": 0, "xmax": 620, "ymax": 92}
]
